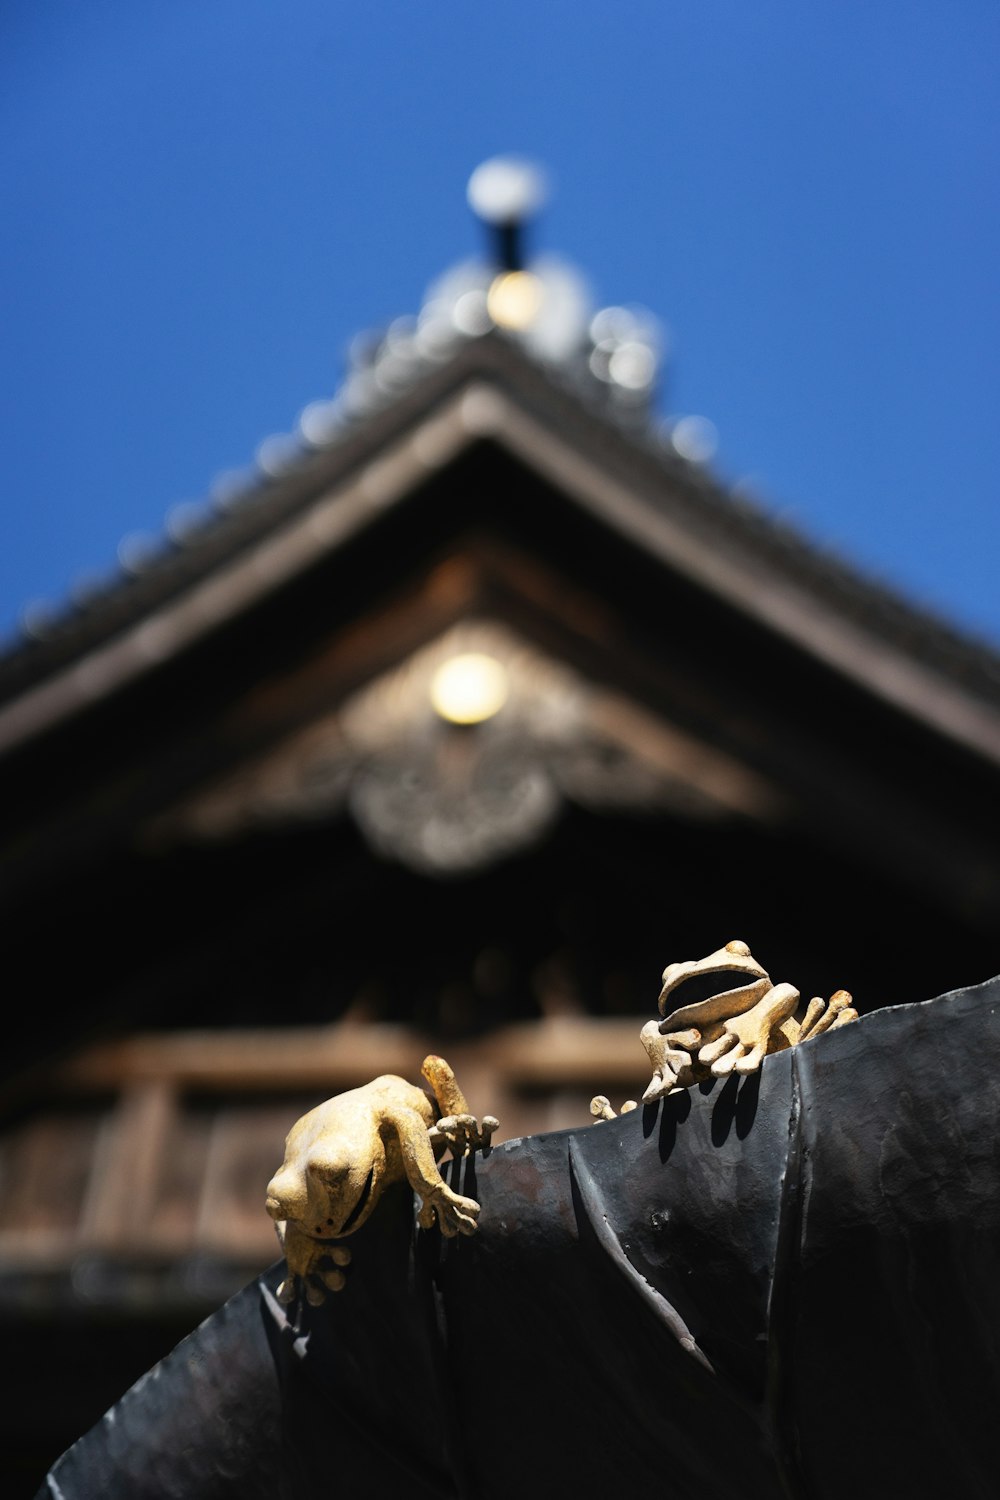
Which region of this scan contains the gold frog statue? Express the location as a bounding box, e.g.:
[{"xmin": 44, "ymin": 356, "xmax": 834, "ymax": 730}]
[
  {"xmin": 266, "ymin": 1054, "xmax": 498, "ymax": 1304},
  {"xmin": 592, "ymin": 939, "xmax": 857, "ymax": 1120}
]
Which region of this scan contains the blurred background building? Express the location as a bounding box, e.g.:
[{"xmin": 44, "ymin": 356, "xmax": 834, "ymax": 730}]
[{"xmin": 2, "ymin": 162, "xmax": 1000, "ymax": 1485}]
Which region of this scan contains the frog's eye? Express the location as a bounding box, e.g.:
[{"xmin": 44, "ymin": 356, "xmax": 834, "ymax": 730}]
[{"xmin": 725, "ymin": 939, "xmax": 751, "ymax": 957}]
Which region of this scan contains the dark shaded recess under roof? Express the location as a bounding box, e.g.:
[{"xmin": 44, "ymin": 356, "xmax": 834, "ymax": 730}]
[{"xmin": 2, "ymin": 788, "xmax": 997, "ymax": 1093}]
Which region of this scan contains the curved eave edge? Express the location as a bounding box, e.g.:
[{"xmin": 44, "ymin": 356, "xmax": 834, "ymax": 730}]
[{"xmin": 0, "ymin": 380, "xmax": 999, "ymax": 770}]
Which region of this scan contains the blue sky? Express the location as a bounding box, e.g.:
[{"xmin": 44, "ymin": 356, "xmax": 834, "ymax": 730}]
[{"xmin": 2, "ymin": 2, "xmax": 998, "ymax": 646}]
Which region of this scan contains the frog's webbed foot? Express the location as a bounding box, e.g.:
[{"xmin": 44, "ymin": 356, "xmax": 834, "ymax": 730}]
[
  {"xmin": 590, "ymin": 1095, "xmax": 638, "ymax": 1121},
  {"xmin": 276, "ymin": 1257, "xmax": 351, "ymax": 1306},
  {"xmin": 431, "ymin": 1112, "xmax": 500, "ymax": 1156},
  {"xmin": 797, "ymin": 988, "xmax": 857, "ymax": 1041},
  {"xmin": 416, "ymin": 1181, "xmax": 481, "ymax": 1238},
  {"xmin": 277, "ymin": 1223, "xmax": 352, "ymax": 1305},
  {"xmin": 277, "ymin": 1257, "xmax": 351, "ymax": 1307}
]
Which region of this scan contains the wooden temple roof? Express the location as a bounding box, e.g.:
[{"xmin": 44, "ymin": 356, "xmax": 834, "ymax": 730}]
[
  {"xmin": 3, "ymin": 207, "xmax": 1000, "ymax": 1484},
  {"xmin": 1, "ymin": 329, "xmax": 999, "ymax": 759}
]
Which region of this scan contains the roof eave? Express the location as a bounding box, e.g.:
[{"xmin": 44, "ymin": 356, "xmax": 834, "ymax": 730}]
[{"xmin": 1, "ymin": 335, "xmax": 998, "ymax": 766}]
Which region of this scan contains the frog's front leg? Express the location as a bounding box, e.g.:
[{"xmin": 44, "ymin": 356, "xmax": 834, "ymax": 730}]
[
  {"xmin": 640, "ymin": 1021, "xmax": 701, "ymax": 1102},
  {"xmin": 392, "ymin": 1108, "xmax": 483, "ymax": 1237},
  {"xmin": 698, "ymin": 982, "xmax": 800, "ymax": 1076},
  {"xmin": 276, "ymin": 1221, "xmax": 352, "ymax": 1305}
]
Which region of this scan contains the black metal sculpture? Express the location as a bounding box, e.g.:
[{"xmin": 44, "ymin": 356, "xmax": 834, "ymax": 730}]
[{"xmin": 37, "ymin": 975, "xmax": 1000, "ymax": 1499}]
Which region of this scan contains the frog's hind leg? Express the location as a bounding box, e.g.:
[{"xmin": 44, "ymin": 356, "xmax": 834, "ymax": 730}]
[
  {"xmin": 421, "ymin": 1054, "xmax": 470, "ymax": 1117},
  {"xmin": 422, "ymin": 1054, "xmax": 499, "ymax": 1156}
]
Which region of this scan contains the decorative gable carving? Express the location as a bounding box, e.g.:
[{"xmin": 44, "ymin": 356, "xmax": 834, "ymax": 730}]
[{"xmin": 148, "ymin": 619, "xmax": 780, "ymax": 873}]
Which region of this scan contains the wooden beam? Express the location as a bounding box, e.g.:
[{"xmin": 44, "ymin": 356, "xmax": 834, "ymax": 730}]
[{"xmin": 54, "ymin": 1017, "xmax": 651, "ymax": 1094}]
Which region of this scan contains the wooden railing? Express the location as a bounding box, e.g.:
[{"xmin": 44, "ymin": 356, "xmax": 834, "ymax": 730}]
[{"xmin": 0, "ymin": 1016, "xmax": 650, "ymax": 1280}]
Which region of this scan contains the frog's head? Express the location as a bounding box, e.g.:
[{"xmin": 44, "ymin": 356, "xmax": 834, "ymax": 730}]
[
  {"xmin": 658, "ymin": 939, "xmax": 772, "ymax": 1024},
  {"xmin": 265, "ymin": 1103, "xmax": 388, "ymax": 1242}
]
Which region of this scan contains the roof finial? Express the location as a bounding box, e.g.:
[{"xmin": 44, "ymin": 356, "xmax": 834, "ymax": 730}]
[{"xmin": 467, "ymin": 157, "xmax": 548, "ymax": 272}]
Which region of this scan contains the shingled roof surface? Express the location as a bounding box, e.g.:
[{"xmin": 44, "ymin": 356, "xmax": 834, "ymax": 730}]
[{"xmin": 2, "ymin": 326, "xmax": 998, "ymax": 723}]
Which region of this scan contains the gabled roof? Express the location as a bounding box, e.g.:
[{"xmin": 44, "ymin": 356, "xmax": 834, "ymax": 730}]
[{"xmin": 1, "ymin": 326, "xmax": 999, "ymax": 767}]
